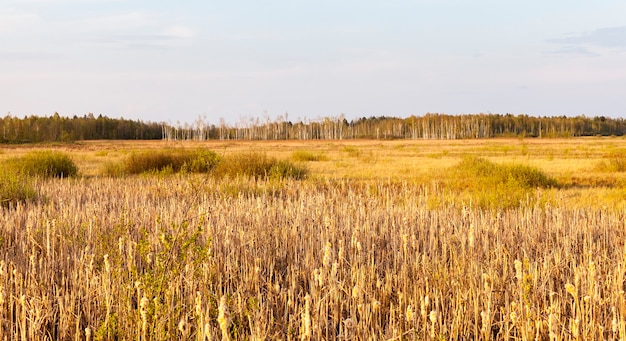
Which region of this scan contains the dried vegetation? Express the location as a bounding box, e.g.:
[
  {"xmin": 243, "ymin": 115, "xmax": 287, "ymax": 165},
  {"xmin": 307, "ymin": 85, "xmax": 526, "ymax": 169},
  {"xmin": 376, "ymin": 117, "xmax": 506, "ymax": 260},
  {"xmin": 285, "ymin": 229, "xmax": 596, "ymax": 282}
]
[{"xmin": 0, "ymin": 140, "xmax": 626, "ymax": 339}]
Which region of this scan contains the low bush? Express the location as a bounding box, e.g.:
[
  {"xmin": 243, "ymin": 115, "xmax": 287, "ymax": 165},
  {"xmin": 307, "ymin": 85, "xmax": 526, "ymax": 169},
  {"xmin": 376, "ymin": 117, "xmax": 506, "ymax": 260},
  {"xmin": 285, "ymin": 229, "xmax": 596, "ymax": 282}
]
[
  {"xmin": 180, "ymin": 150, "xmax": 222, "ymax": 173},
  {"xmin": 215, "ymin": 153, "xmax": 308, "ymax": 180},
  {"xmin": 269, "ymin": 160, "xmax": 309, "ymax": 180},
  {"xmin": 110, "ymin": 149, "xmax": 307, "ymax": 180},
  {"xmin": 0, "ymin": 166, "xmax": 37, "ymax": 208},
  {"xmin": 454, "ymin": 156, "xmax": 556, "ymax": 188},
  {"xmin": 118, "ymin": 149, "xmax": 221, "ymax": 175},
  {"xmin": 444, "ymin": 156, "xmax": 557, "ymax": 209},
  {"xmin": 10, "ymin": 150, "xmax": 78, "ymax": 178},
  {"xmin": 291, "ymin": 150, "xmax": 328, "ymax": 162},
  {"xmin": 101, "ymin": 161, "xmax": 125, "ymax": 177}
]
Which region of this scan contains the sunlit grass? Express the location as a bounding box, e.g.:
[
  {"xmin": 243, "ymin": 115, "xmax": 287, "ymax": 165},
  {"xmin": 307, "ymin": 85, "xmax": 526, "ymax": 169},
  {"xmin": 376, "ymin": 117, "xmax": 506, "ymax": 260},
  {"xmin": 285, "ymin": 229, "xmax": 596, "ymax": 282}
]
[{"xmin": 2, "ymin": 137, "xmax": 626, "ymax": 338}]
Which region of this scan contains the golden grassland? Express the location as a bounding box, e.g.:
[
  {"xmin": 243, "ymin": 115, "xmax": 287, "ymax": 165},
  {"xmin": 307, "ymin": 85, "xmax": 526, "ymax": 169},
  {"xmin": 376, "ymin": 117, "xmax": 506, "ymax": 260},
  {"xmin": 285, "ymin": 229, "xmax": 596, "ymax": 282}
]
[{"xmin": 1, "ymin": 137, "xmax": 626, "ymax": 340}]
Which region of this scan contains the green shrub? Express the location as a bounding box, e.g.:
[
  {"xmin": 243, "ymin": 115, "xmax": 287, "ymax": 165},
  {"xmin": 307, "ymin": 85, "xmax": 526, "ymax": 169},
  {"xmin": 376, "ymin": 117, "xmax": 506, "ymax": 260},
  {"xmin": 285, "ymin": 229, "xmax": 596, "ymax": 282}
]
[
  {"xmin": 0, "ymin": 167, "xmax": 37, "ymax": 208},
  {"xmin": 180, "ymin": 150, "xmax": 222, "ymax": 173},
  {"xmin": 215, "ymin": 153, "xmax": 308, "ymax": 180},
  {"xmin": 270, "ymin": 160, "xmax": 308, "ymax": 180},
  {"xmin": 454, "ymin": 156, "xmax": 556, "ymax": 188},
  {"xmin": 109, "ymin": 149, "xmax": 307, "ymax": 180},
  {"xmin": 119, "ymin": 149, "xmax": 221, "ymax": 175},
  {"xmin": 214, "ymin": 153, "xmax": 275, "ymax": 179},
  {"xmin": 291, "ymin": 150, "xmax": 328, "ymax": 162},
  {"xmin": 123, "ymin": 151, "xmax": 179, "ymax": 174},
  {"xmin": 101, "ymin": 161, "xmax": 125, "ymax": 177},
  {"xmin": 444, "ymin": 156, "xmax": 557, "ymax": 209},
  {"xmin": 11, "ymin": 150, "xmax": 78, "ymax": 178}
]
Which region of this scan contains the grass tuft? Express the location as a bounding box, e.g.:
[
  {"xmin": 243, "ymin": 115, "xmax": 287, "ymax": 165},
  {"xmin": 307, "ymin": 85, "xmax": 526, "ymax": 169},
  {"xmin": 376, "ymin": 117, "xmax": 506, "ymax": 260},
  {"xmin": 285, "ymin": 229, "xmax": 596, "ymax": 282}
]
[
  {"xmin": 594, "ymin": 155, "xmax": 626, "ymax": 172},
  {"xmin": 443, "ymin": 156, "xmax": 557, "ymax": 209},
  {"xmin": 111, "ymin": 149, "xmax": 221, "ymax": 175},
  {"xmin": 269, "ymin": 160, "xmax": 309, "ymax": 180},
  {"xmin": 108, "ymin": 149, "xmax": 308, "ymax": 180},
  {"xmin": 215, "ymin": 153, "xmax": 308, "ymax": 180},
  {"xmin": 0, "ymin": 166, "xmax": 37, "ymax": 208},
  {"xmin": 291, "ymin": 150, "xmax": 328, "ymax": 162},
  {"xmin": 10, "ymin": 150, "xmax": 78, "ymax": 178}
]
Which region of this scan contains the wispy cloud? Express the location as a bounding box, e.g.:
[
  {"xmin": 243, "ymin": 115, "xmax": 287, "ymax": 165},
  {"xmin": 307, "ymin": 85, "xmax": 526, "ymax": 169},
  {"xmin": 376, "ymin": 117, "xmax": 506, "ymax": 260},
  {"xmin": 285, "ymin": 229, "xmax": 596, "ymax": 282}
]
[
  {"xmin": 551, "ymin": 46, "xmax": 599, "ymax": 57},
  {"xmin": 549, "ymin": 26, "xmax": 626, "ymax": 55},
  {"xmin": 61, "ymin": 12, "xmax": 196, "ymax": 50}
]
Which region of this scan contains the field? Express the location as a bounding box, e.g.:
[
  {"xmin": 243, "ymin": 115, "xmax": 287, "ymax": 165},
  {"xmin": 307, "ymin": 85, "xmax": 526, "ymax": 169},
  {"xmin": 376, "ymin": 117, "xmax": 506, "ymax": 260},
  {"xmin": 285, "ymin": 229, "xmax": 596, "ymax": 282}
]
[{"xmin": 1, "ymin": 137, "xmax": 626, "ymax": 340}]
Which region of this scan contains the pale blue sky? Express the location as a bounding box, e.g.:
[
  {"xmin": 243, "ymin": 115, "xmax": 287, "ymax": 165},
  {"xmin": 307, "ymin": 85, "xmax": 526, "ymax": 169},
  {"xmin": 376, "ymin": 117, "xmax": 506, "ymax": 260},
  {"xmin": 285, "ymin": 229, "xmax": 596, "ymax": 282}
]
[{"xmin": 2, "ymin": 0, "xmax": 625, "ymax": 124}]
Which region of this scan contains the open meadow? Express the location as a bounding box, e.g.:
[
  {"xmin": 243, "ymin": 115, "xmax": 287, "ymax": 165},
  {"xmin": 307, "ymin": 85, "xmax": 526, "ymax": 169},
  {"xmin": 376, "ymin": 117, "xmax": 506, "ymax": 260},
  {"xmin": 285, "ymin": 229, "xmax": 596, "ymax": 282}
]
[{"xmin": 1, "ymin": 137, "xmax": 626, "ymax": 340}]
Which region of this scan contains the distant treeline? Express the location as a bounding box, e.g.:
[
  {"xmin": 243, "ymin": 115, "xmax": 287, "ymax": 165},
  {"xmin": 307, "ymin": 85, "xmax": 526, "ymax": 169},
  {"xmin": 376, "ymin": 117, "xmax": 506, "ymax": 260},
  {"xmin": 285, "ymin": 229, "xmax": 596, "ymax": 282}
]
[
  {"xmin": 2, "ymin": 112, "xmax": 626, "ymax": 143},
  {"xmin": 0, "ymin": 113, "xmax": 162, "ymax": 143},
  {"xmin": 164, "ymin": 113, "xmax": 626, "ymax": 141}
]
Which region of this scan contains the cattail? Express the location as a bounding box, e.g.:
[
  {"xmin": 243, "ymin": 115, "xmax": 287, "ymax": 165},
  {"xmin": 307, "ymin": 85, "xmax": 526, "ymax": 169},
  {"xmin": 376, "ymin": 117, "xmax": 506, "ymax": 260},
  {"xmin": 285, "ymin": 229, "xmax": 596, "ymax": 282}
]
[
  {"xmin": 218, "ymin": 295, "xmax": 231, "ymax": 341},
  {"xmin": 195, "ymin": 292, "xmax": 205, "ymax": 340},
  {"xmin": 482, "ymin": 273, "xmax": 491, "ymax": 293},
  {"xmin": 429, "ymin": 310, "xmax": 437, "ymax": 324},
  {"xmin": 548, "ymin": 309, "xmax": 558, "ymax": 340},
  {"xmin": 322, "ymin": 242, "xmax": 332, "ymax": 268},
  {"xmin": 300, "ymin": 294, "xmax": 311, "ymax": 340},
  {"xmin": 177, "ymin": 317, "xmax": 186, "ymax": 334},
  {"xmin": 103, "ymin": 254, "xmax": 110, "ymax": 273},
  {"xmin": 402, "ymin": 234, "xmax": 409, "ymax": 255},
  {"xmin": 514, "ymin": 260, "xmax": 523, "ymax": 283},
  {"xmin": 589, "ymin": 260, "xmax": 596, "ymax": 280},
  {"xmin": 140, "ymin": 295, "xmax": 149, "ymax": 340},
  {"xmin": 313, "ymin": 268, "xmax": 323, "ymax": 287},
  {"xmin": 406, "ymin": 305, "xmax": 414, "ymax": 322},
  {"xmin": 429, "ymin": 310, "xmax": 437, "ymax": 339},
  {"xmin": 331, "ymin": 262, "xmax": 339, "ymax": 280},
  {"xmin": 421, "ymin": 296, "xmax": 430, "ymax": 319},
  {"xmin": 195, "ymin": 292, "xmax": 203, "ymax": 317},
  {"xmin": 338, "ymin": 240, "xmax": 344, "ymax": 263},
  {"xmin": 19, "ymin": 294, "xmax": 26, "ymax": 341},
  {"xmin": 468, "ymin": 223, "xmax": 475, "ymax": 248},
  {"xmin": 565, "ymin": 283, "xmax": 577, "ymax": 299},
  {"xmin": 85, "ymin": 327, "xmax": 92, "ymax": 341},
  {"xmin": 570, "ymin": 318, "xmax": 579, "ymax": 339},
  {"xmin": 352, "ymin": 285, "xmax": 360, "ymax": 299}
]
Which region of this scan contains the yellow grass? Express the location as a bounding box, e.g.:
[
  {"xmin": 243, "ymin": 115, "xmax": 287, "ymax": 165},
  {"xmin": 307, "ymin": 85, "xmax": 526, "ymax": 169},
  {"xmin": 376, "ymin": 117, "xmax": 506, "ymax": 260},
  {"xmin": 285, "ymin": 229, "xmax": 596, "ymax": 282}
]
[{"xmin": 1, "ymin": 137, "xmax": 626, "ymax": 339}]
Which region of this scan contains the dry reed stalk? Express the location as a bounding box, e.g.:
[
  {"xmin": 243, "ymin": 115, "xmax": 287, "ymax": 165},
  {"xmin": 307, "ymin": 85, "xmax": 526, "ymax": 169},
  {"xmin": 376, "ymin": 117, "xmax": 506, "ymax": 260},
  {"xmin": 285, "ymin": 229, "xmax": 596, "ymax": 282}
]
[{"xmin": 0, "ymin": 175, "xmax": 624, "ymax": 338}]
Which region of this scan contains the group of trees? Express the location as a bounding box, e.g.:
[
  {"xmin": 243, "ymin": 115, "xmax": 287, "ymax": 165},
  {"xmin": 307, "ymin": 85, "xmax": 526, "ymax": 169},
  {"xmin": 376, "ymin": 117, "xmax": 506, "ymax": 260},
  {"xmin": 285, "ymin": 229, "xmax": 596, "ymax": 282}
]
[
  {"xmin": 163, "ymin": 113, "xmax": 626, "ymax": 141},
  {"xmin": 2, "ymin": 112, "xmax": 626, "ymax": 144},
  {"xmin": 0, "ymin": 113, "xmax": 162, "ymax": 143}
]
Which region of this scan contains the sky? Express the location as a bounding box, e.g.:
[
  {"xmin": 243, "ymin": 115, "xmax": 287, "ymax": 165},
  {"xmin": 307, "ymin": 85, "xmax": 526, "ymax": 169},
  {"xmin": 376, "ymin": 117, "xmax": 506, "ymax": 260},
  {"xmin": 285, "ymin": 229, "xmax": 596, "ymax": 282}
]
[{"xmin": 1, "ymin": 0, "xmax": 626, "ymax": 125}]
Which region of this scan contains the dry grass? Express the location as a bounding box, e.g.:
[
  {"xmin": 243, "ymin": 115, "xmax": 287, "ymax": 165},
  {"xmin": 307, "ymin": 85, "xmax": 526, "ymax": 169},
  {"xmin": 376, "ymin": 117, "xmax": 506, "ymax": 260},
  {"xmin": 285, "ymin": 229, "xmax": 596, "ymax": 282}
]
[{"xmin": 1, "ymin": 137, "xmax": 626, "ymax": 339}]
